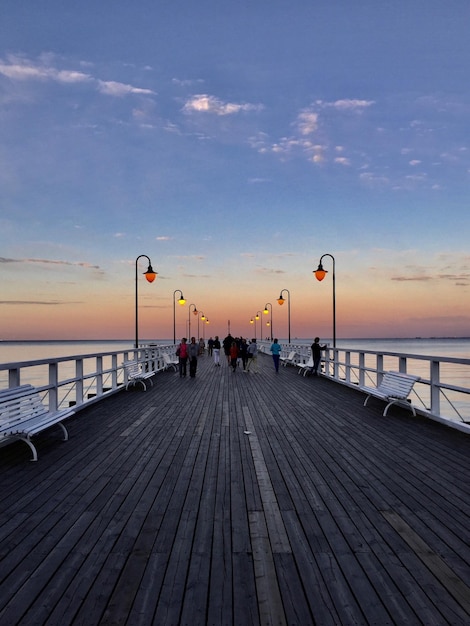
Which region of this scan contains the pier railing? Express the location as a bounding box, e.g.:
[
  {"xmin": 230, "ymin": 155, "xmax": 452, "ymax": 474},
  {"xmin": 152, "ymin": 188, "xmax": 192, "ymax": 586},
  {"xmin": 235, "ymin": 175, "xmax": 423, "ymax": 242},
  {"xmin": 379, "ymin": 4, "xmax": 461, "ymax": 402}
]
[
  {"xmin": 0, "ymin": 344, "xmax": 177, "ymax": 412},
  {"xmin": 259, "ymin": 342, "xmax": 470, "ymax": 431},
  {"xmin": 1, "ymin": 343, "xmax": 469, "ymax": 432}
]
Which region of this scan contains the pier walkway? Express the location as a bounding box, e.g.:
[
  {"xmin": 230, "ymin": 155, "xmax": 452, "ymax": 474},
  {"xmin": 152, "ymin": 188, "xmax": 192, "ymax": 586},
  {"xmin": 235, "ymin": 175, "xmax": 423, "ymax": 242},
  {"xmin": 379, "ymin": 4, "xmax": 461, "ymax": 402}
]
[{"xmin": 1, "ymin": 353, "xmax": 469, "ymax": 625}]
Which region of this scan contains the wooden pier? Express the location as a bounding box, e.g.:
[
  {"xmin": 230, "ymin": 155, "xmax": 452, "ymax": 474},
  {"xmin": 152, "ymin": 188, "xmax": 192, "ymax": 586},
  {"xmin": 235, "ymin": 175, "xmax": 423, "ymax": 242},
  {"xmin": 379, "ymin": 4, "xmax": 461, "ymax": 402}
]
[{"xmin": 1, "ymin": 352, "xmax": 469, "ymax": 625}]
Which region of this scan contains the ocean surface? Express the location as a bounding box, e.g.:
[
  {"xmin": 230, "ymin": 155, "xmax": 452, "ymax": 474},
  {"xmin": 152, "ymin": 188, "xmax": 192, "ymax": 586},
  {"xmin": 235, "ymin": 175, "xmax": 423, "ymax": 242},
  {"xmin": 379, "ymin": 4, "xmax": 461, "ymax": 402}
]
[{"xmin": 1, "ymin": 337, "xmax": 469, "ymax": 363}]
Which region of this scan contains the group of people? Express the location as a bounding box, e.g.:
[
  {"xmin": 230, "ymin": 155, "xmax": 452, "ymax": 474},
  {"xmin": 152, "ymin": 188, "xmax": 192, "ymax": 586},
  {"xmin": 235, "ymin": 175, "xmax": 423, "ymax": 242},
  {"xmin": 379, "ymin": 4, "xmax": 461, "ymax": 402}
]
[{"xmin": 176, "ymin": 334, "xmax": 327, "ymax": 378}]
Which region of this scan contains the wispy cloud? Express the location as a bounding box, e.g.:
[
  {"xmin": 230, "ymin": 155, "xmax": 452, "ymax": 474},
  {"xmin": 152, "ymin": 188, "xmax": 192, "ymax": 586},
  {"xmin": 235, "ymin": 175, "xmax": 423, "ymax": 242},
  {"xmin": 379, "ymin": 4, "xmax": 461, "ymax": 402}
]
[
  {"xmin": 0, "ymin": 54, "xmax": 154, "ymax": 97},
  {"xmin": 0, "ymin": 256, "xmax": 103, "ymax": 271},
  {"xmin": 183, "ymin": 94, "xmax": 263, "ymax": 116}
]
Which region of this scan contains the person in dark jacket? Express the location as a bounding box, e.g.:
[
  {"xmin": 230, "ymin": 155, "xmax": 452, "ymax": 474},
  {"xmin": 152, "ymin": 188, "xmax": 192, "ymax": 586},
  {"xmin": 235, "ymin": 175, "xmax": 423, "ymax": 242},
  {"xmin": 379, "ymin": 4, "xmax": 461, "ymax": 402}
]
[
  {"xmin": 311, "ymin": 337, "xmax": 327, "ymax": 376},
  {"xmin": 188, "ymin": 337, "xmax": 199, "ymax": 378}
]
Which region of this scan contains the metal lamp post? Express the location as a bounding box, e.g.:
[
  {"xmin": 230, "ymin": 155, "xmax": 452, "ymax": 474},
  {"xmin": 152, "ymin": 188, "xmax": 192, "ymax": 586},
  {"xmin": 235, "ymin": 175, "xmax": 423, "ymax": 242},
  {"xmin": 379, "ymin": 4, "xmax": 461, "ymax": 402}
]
[
  {"xmin": 173, "ymin": 290, "xmax": 186, "ymax": 345},
  {"xmin": 263, "ymin": 303, "xmax": 273, "ymax": 340},
  {"xmin": 255, "ymin": 311, "xmax": 262, "ymax": 342},
  {"xmin": 188, "ymin": 304, "xmax": 198, "ymax": 340},
  {"xmin": 135, "ymin": 255, "xmax": 157, "ymax": 349},
  {"xmin": 277, "ymin": 289, "xmax": 291, "ymax": 344},
  {"xmin": 314, "ymin": 253, "xmax": 336, "ymax": 348}
]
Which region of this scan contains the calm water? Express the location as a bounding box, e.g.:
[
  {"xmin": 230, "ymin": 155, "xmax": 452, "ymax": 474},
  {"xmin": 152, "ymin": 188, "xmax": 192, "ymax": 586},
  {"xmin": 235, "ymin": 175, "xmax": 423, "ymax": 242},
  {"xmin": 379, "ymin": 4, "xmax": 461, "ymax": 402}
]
[{"xmin": 1, "ymin": 337, "xmax": 469, "ymax": 363}]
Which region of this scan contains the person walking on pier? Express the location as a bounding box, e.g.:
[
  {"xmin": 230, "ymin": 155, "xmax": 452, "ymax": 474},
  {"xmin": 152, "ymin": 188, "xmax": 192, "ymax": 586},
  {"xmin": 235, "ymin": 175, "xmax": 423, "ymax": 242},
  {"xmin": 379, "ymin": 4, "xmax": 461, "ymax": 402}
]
[
  {"xmin": 223, "ymin": 334, "xmax": 233, "ymax": 365},
  {"xmin": 239, "ymin": 337, "xmax": 248, "ymax": 371},
  {"xmin": 311, "ymin": 337, "xmax": 327, "ymax": 376},
  {"xmin": 213, "ymin": 336, "xmax": 221, "ymax": 366},
  {"xmin": 177, "ymin": 337, "xmax": 188, "ymax": 378},
  {"xmin": 270, "ymin": 338, "xmax": 282, "ymax": 373},
  {"xmin": 230, "ymin": 341, "xmax": 239, "ymax": 372},
  {"xmin": 246, "ymin": 338, "xmax": 258, "ymax": 373},
  {"xmin": 188, "ymin": 337, "xmax": 199, "ymax": 378}
]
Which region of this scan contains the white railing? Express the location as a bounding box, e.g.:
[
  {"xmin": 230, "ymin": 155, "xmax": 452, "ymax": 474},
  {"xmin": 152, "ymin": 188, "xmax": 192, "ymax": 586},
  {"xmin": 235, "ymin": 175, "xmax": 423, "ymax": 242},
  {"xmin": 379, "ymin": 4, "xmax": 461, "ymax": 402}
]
[
  {"xmin": 0, "ymin": 344, "xmax": 177, "ymax": 412},
  {"xmin": 259, "ymin": 342, "xmax": 470, "ymax": 432}
]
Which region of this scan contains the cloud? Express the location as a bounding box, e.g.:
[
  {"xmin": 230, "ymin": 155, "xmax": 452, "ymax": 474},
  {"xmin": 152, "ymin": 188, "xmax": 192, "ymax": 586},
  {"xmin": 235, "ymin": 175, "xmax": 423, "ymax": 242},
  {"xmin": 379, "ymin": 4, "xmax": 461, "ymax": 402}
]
[
  {"xmin": 0, "ymin": 300, "xmax": 80, "ymax": 305},
  {"xmin": 97, "ymin": 80, "xmax": 154, "ymax": 97},
  {"xmin": 0, "ymin": 256, "xmax": 103, "ymax": 272},
  {"xmin": 296, "ymin": 110, "xmax": 319, "ymax": 135},
  {"xmin": 316, "ymin": 98, "xmax": 375, "ymax": 110},
  {"xmin": 0, "ymin": 54, "xmax": 154, "ymax": 98},
  {"xmin": 183, "ymin": 94, "xmax": 263, "ymax": 116}
]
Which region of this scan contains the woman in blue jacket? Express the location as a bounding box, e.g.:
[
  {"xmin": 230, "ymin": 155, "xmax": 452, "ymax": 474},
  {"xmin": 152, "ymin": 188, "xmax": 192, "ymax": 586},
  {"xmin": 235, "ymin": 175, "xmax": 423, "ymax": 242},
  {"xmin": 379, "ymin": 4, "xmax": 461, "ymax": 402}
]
[{"xmin": 270, "ymin": 338, "xmax": 282, "ymax": 373}]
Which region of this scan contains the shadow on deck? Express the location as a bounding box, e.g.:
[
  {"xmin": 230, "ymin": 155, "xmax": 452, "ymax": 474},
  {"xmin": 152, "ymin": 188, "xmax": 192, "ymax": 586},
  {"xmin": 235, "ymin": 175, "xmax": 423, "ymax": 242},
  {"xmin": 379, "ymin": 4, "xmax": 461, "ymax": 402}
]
[{"xmin": 1, "ymin": 352, "xmax": 469, "ymax": 625}]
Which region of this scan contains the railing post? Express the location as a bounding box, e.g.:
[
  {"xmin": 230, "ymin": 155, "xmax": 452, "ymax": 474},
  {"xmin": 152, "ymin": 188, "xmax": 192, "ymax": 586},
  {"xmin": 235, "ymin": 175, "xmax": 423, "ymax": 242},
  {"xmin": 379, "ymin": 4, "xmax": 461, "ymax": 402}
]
[
  {"xmin": 49, "ymin": 362, "xmax": 59, "ymax": 411},
  {"xmin": 430, "ymin": 360, "xmax": 440, "ymax": 415},
  {"xmin": 344, "ymin": 351, "xmax": 351, "ymax": 384},
  {"xmin": 9, "ymin": 368, "xmax": 20, "ymax": 388},
  {"xmin": 358, "ymin": 353, "xmax": 365, "ymax": 386},
  {"xmin": 76, "ymin": 359, "xmax": 84, "ymax": 406}
]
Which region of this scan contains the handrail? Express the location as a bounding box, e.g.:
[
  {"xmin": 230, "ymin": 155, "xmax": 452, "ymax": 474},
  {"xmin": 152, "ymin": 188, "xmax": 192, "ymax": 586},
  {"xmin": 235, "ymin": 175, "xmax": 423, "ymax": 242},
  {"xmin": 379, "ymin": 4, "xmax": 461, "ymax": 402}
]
[
  {"xmin": 0, "ymin": 344, "xmax": 177, "ymax": 412},
  {"xmin": 259, "ymin": 341, "xmax": 470, "ymax": 431}
]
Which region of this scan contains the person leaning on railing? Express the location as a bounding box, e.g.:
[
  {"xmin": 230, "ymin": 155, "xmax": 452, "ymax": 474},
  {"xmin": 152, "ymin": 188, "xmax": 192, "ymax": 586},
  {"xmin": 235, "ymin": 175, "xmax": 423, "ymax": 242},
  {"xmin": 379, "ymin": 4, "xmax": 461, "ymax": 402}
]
[{"xmin": 311, "ymin": 337, "xmax": 327, "ymax": 376}]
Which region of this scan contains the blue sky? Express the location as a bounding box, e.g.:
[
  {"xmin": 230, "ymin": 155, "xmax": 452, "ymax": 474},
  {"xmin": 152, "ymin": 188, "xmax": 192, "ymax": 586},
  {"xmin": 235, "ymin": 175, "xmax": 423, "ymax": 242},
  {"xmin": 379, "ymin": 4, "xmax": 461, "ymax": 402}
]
[{"xmin": 1, "ymin": 0, "xmax": 469, "ymax": 340}]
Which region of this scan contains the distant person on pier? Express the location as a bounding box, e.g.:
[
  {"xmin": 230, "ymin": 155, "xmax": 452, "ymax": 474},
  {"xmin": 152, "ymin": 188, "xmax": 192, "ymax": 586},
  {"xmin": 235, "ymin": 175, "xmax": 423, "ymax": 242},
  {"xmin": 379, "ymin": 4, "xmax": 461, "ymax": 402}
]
[
  {"xmin": 177, "ymin": 337, "xmax": 188, "ymax": 378},
  {"xmin": 207, "ymin": 337, "xmax": 214, "ymax": 356},
  {"xmin": 246, "ymin": 338, "xmax": 258, "ymax": 373},
  {"xmin": 198, "ymin": 338, "xmax": 205, "ymax": 355},
  {"xmin": 188, "ymin": 337, "xmax": 199, "ymax": 378},
  {"xmin": 213, "ymin": 336, "xmax": 221, "ymax": 366},
  {"xmin": 270, "ymin": 338, "xmax": 282, "ymax": 373},
  {"xmin": 311, "ymin": 337, "xmax": 327, "ymax": 376},
  {"xmin": 223, "ymin": 334, "xmax": 234, "ymax": 365},
  {"xmin": 238, "ymin": 337, "xmax": 248, "ymax": 371},
  {"xmin": 230, "ymin": 341, "xmax": 239, "ymax": 372}
]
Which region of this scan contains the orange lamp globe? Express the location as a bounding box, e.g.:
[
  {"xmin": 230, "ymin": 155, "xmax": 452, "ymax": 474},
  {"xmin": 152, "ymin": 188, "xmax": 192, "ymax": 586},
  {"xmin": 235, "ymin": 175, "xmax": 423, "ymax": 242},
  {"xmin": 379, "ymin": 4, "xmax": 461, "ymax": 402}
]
[
  {"xmin": 314, "ymin": 267, "xmax": 327, "ymax": 282},
  {"xmin": 144, "ymin": 265, "xmax": 157, "ymax": 282},
  {"xmin": 277, "ymin": 296, "xmax": 285, "ymax": 306}
]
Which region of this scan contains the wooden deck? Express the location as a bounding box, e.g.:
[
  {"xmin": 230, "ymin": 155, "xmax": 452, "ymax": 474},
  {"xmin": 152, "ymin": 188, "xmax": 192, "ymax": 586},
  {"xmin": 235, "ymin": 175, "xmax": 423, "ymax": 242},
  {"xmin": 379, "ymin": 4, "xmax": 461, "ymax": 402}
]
[{"xmin": 1, "ymin": 352, "xmax": 469, "ymax": 625}]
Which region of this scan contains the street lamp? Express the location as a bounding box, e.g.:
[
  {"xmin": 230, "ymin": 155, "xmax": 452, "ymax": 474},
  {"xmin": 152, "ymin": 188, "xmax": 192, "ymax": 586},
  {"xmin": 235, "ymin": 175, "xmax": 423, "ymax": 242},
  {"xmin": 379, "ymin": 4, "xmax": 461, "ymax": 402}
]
[
  {"xmin": 314, "ymin": 253, "xmax": 336, "ymax": 348},
  {"xmin": 188, "ymin": 304, "xmax": 198, "ymax": 340},
  {"xmin": 277, "ymin": 289, "xmax": 291, "ymax": 344},
  {"xmin": 173, "ymin": 290, "xmax": 186, "ymax": 345},
  {"xmin": 263, "ymin": 303, "xmax": 273, "ymax": 340},
  {"xmin": 249, "ymin": 317, "xmax": 255, "ymax": 339},
  {"xmin": 198, "ymin": 312, "xmax": 206, "ymax": 340},
  {"xmin": 135, "ymin": 255, "xmax": 157, "ymax": 349},
  {"xmin": 255, "ymin": 311, "xmax": 262, "ymax": 341}
]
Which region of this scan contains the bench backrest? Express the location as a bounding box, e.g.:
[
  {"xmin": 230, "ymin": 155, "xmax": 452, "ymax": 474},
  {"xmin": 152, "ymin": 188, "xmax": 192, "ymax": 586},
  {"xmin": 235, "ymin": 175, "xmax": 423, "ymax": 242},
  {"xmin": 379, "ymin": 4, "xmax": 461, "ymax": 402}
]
[
  {"xmin": 123, "ymin": 360, "xmax": 142, "ymax": 376},
  {"xmin": 379, "ymin": 371, "xmax": 420, "ymax": 398},
  {"xmin": 0, "ymin": 385, "xmax": 46, "ymax": 432}
]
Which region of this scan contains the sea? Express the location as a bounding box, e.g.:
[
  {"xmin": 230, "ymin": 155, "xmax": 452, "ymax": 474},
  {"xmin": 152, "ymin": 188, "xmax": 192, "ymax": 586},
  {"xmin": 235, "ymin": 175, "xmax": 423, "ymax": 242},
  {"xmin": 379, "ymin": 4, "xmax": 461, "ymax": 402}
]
[{"xmin": 1, "ymin": 337, "xmax": 470, "ymax": 362}]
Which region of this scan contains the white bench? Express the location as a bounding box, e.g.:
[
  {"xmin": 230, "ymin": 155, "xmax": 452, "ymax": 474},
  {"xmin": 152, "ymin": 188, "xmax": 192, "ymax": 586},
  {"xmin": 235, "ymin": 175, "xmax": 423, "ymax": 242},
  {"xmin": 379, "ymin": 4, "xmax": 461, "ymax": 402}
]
[
  {"xmin": 280, "ymin": 351, "xmax": 297, "ymax": 367},
  {"xmin": 162, "ymin": 352, "xmax": 178, "ymax": 372},
  {"xmin": 297, "ymin": 357, "xmax": 314, "ymax": 376},
  {"xmin": 360, "ymin": 371, "xmax": 420, "ymax": 416},
  {"xmin": 123, "ymin": 360, "xmax": 155, "ymax": 391},
  {"xmin": 0, "ymin": 384, "xmax": 75, "ymax": 461}
]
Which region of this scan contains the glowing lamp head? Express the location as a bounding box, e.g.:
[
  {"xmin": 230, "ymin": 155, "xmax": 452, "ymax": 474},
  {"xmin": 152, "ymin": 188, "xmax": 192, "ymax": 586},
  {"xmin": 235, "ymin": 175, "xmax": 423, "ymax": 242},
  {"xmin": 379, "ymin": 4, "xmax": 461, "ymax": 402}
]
[
  {"xmin": 277, "ymin": 296, "xmax": 285, "ymax": 306},
  {"xmin": 144, "ymin": 264, "xmax": 157, "ymax": 283},
  {"xmin": 178, "ymin": 296, "xmax": 186, "ymax": 306},
  {"xmin": 263, "ymin": 308, "xmax": 269, "ymax": 315},
  {"xmin": 314, "ymin": 263, "xmax": 327, "ymax": 282}
]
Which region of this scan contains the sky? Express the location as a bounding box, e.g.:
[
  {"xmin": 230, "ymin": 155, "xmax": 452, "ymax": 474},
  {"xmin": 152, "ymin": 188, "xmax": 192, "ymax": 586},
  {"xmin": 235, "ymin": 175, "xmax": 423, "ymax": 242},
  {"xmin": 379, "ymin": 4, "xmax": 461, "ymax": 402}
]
[{"xmin": 1, "ymin": 0, "xmax": 469, "ymax": 341}]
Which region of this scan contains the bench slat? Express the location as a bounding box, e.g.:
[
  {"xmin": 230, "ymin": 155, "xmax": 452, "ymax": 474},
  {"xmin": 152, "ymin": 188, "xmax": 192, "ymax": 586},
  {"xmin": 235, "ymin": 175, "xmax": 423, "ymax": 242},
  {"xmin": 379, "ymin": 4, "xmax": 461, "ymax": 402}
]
[{"xmin": 0, "ymin": 385, "xmax": 75, "ymax": 461}]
